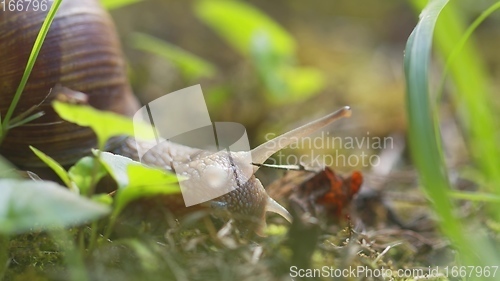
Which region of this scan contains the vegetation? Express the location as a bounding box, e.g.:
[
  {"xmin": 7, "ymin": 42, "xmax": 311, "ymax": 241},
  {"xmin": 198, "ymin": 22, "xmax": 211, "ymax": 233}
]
[{"xmin": 2, "ymin": 0, "xmax": 500, "ymax": 280}]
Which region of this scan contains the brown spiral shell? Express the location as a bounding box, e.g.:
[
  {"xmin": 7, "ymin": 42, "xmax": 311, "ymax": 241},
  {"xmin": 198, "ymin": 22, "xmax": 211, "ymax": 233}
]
[{"xmin": 0, "ymin": 0, "xmax": 139, "ymax": 168}]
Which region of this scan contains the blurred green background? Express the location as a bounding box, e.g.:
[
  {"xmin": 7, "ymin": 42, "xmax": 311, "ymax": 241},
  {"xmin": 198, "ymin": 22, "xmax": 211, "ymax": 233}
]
[
  {"xmin": 107, "ymin": 0, "xmax": 500, "ymax": 174},
  {"xmin": 115, "ymin": 0, "xmax": 411, "ymax": 138}
]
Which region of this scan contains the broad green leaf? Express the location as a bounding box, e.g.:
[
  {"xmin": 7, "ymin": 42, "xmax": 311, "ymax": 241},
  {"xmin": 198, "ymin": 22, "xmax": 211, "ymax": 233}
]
[
  {"xmin": 195, "ymin": 0, "xmax": 295, "ymax": 57},
  {"xmin": 101, "ymin": 0, "xmax": 141, "ymax": 10},
  {"xmin": 95, "ymin": 149, "xmax": 179, "ymax": 186},
  {"xmin": 96, "ymin": 150, "xmax": 180, "ymax": 236},
  {"xmin": 94, "ymin": 150, "xmax": 137, "ymax": 188},
  {"xmin": 29, "ymin": 146, "xmax": 71, "ymax": 188},
  {"xmin": 128, "ymin": 164, "xmax": 179, "ymax": 187},
  {"xmin": 130, "ymin": 33, "xmax": 217, "ymax": 80},
  {"xmin": 113, "ymin": 164, "xmax": 180, "ymax": 218},
  {"xmin": 69, "ymin": 156, "xmax": 108, "ymax": 195},
  {"xmin": 0, "ymin": 179, "xmax": 110, "ymax": 234},
  {"xmin": 53, "ymin": 101, "xmax": 156, "ymax": 149}
]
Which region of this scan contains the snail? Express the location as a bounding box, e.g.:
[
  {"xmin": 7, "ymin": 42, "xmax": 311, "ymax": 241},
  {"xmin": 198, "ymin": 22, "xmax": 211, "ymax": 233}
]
[
  {"xmin": 0, "ymin": 0, "xmax": 353, "ymax": 234},
  {"xmin": 117, "ymin": 106, "xmax": 351, "ymax": 233},
  {"xmin": 0, "ymin": 0, "xmax": 140, "ymax": 167}
]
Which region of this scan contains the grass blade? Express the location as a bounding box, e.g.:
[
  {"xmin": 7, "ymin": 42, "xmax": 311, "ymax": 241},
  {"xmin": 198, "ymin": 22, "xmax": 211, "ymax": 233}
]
[
  {"xmin": 405, "ymin": 0, "xmax": 460, "ymax": 243},
  {"xmin": 406, "ymin": 0, "xmax": 500, "ymax": 268},
  {"xmin": 0, "ymin": 0, "xmax": 63, "ymax": 143},
  {"xmin": 432, "ymin": 1, "xmax": 500, "ymax": 192}
]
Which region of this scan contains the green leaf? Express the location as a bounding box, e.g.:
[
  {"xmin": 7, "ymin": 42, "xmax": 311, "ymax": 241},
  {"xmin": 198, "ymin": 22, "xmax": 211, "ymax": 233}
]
[
  {"xmin": 95, "ymin": 151, "xmax": 180, "ymax": 214},
  {"xmin": 195, "ymin": 0, "xmax": 295, "ymax": 57},
  {"xmin": 195, "ymin": 1, "xmax": 325, "ymax": 104},
  {"xmin": 29, "ymin": 146, "xmax": 72, "ymax": 189},
  {"xmin": 127, "ymin": 164, "xmax": 179, "ymax": 187},
  {"xmin": 95, "ymin": 150, "xmax": 137, "ymax": 189},
  {"xmin": 113, "ymin": 164, "xmax": 180, "ymax": 220},
  {"xmin": 69, "ymin": 157, "xmax": 108, "ymax": 195},
  {"xmin": 0, "ymin": 179, "xmax": 110, "ymax": 234},
  {"xmin": 53, "ymin": 101, "xmax": 156, "ymax": 149},
  {"xmin": 97, "ymin": 151, "xmax": 180, "ymax": 239},
  {"xmin": 249, "ymin": 23, "xmax": 324, "ymax": 104},
  {"xmin": 130, "ymin": 33, "xmax": 217, "ymax": 80},
  {"xmin": 101, "ymin": 0, "xmax": 141, "ymax": 10}
]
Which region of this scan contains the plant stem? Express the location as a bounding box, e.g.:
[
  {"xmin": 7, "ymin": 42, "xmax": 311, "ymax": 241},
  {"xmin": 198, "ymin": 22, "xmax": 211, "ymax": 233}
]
[
  {"xmin": 50, "ymin": 230, "xmax": 88, "ymax": 281},
  {"xmin": 102, "ymin": 211, "xmax": 119, "ymax": 244},
  {"xmin": 87, "ymin": 221, "xmax": 99, "ymax": 253},
  {"xmin": 86, "ymin": 150, "xmax": 103, "ymax": 197}
]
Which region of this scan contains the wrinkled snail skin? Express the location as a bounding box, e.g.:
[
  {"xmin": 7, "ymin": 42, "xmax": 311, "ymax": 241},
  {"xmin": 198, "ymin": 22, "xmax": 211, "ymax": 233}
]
[
  {"xmin": 0, "ymin": 0, "xmax": 353, "ymax": 234},
  {"xmin": 115, "ymin": 138, "xmax": 273, "ymax": 233}
]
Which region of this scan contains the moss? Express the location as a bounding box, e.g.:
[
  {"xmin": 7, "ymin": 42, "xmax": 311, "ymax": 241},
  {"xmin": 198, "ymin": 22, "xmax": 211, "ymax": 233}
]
[{"xmin": 5, "ymin": 232, "xmax": 62, "ymax": 281}]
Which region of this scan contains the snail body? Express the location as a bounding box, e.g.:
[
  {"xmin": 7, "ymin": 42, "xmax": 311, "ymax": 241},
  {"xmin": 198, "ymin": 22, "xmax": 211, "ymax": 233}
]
[
  {"xmin": 0, "ymin": 0, "xmax": 353, "ymax": 234},
  {"xmin": 119, "ymin": 107, "xmax": 351, "ymax": 233}
]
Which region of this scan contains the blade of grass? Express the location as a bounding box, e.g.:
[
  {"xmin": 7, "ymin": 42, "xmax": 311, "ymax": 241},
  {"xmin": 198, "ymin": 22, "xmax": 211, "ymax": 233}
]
[
  {"xmin": 449, "ymin": 191, "xmax": 500, "ymax": 203},
  {"xmin": 405, "ymin": 0, "xmax": 461, "ymax": 246},
  {"xmin": 439, "ymin": 2, "xmax": 500, "ymax": 94},
  {"xmin": 29, "ymin": 146, "xmax": 72, "ymax": 189},
  {"xmin": 406, "ymin": 0, "xmax": 499, "ymax": 269},
  {"xmin": 8, "ymin": 111, "xmax": 45, "ymax": 129},
  {"xmin": 412, "ymin": 0, "xmax": 500, "ymax": 193},
  {"xmin": 0, "ymin": 0, "xmax": 63, "ymax": 144}
]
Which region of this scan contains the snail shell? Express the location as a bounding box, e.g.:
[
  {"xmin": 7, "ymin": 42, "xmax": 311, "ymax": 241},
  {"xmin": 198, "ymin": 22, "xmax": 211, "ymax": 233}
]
[{"xmin": 0, "ymin": 0, "xmax": 139, "ymax": 168}]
